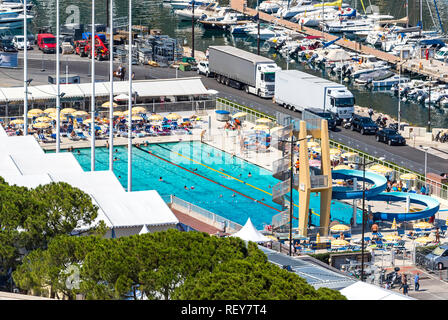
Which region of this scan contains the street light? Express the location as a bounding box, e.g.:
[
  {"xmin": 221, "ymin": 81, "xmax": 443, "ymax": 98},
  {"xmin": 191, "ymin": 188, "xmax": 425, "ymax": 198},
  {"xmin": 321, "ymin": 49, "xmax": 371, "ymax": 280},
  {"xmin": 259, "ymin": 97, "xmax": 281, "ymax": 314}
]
[
  {"xmin": 352, "ymin": 155, "xmax": 385, "ymax": 281},
  {"xmin": 277, "ymin": 132, "xmax": 312, "ymax": 256},
  {"xmin": 420, "ymin": 145, "xmax": 429, "ymax": 192}
]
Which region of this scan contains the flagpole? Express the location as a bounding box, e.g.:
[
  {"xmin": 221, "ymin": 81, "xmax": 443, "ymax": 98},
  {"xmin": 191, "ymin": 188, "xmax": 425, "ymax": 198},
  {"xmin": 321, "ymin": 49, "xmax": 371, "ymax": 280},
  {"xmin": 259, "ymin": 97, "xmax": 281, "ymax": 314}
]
[
  {"xmin": 128, "ymin": 0, "xmax": 132, "ymax": 192},
  {"xmin": 23, "ymin": 0, "xmax": 28, "ymax": 136},
  {"xmin": 109, "ymin": 0, "xmax": 114, "ymax": 171},
  {"xmin": 91, "ymin": 0, "xmax": 96, "ymax": 171},
  {"xmin": 56, "ymin": 0, "xmax": 61, "ymax": 152}
]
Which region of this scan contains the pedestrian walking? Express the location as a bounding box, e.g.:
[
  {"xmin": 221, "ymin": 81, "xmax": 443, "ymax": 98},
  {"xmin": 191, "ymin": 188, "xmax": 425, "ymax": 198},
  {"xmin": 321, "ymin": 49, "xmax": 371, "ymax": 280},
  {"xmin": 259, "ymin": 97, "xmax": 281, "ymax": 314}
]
[
  {"xmin": 368, "ymin": 108, "xmax": 374, "ymax": 119},
  {"xmin": 414, "ymin": 273, "xmax": 420, "ymax": 291}
]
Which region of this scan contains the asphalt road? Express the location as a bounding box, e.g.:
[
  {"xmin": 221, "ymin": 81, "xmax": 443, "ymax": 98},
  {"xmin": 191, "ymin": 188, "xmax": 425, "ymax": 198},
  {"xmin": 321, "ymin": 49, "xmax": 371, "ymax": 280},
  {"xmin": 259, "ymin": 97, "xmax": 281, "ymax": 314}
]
[{"xmin": 19, "ymin": 52, "xmax": 448, "ymax": 175}]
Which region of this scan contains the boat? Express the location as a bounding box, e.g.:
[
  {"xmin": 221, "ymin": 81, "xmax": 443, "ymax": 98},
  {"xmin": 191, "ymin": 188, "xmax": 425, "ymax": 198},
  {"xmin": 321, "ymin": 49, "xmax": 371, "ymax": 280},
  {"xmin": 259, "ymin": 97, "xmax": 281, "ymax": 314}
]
[
  {"xmin": 246, "ymin": 25, "xmax": 289, "ymax": 41},
  {"xmin": 0, "ymin": 10, "xmax": 32, "ymax": 29},
  {"xmin": 168, "ymin": 0, "xmax": 217, "ymax": 10},
  {"xmin": 198, "ymin": 12, "xmax": 245, "ymax": 30},
  {"xmin": 434, "ymin": 46, "xmax": 448, "ymax": 61},
  {"xmin": 258, "ymin": 0, "xmax": 289, "ymax": 13},
  {"xmin": 370, "ymin": 74, "xmax": 410, "ymax": 88},
  {"xmin": 174, "ymin": 3, "xmax": 220, "ymax": 21},
  {"xmin": 229, "ymin": 22, "xmax": 258, "ymax": 35},
  {"xmin": 291, "ymin": 6, "xmax": 356, "ymax": 27}
]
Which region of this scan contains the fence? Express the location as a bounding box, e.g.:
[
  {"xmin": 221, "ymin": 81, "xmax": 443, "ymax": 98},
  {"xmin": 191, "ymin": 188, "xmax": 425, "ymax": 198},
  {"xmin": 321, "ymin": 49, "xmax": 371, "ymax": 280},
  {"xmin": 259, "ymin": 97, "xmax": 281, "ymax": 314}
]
[{"xmin": 168, "ymin": 195, "xmax": 243, "ymax": 234}]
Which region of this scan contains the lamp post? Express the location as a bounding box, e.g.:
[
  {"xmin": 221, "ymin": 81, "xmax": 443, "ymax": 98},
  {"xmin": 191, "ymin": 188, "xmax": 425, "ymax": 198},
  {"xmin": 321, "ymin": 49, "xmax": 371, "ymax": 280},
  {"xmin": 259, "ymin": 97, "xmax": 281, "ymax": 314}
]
[
  {"xmin": 128, "ymin": 0, "xmax": 133, "ymax": 192},
  {"xmin": 56, "ymin": 0, "xmax": 61, "ymax": 152},
  {"xmin": 91, "ymin": 0, "xmax": 96, "ymax": 171},
  {"xmin": 427, "ymin": 79, "xmax": 432, "ymax": 133},
  {"xmin": 23, "ymin": 0, "xmax": 28, "ymax": 136},
  {"xmin": 420, "ymin": 145, "xmax": 429, "ymax": 192},
  {"xmin": 257, "ymin": 0, "xmax": 260, "ymax": 55},
  {"xmin": 352, "ymin": 155, "xmax": 385, "ymax": 281},
  {"xmin": 191, "ymin": 0, "xmax": 195, "ymax": 59},
  {"xmin": 109, "ymin": 0, "xmax": 114, "ymax": 171},
  {"xmin": 277, "ymin": 132, "xmax": 312, "ymax": 256}
]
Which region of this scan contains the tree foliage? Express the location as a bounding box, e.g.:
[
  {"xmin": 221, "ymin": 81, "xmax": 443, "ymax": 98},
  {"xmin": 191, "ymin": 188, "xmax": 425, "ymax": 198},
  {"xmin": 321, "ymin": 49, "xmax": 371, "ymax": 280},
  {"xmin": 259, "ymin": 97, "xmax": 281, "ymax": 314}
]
[{"xmin": 13, "ymin": 230, "xmax": 346, "ymax": 300}]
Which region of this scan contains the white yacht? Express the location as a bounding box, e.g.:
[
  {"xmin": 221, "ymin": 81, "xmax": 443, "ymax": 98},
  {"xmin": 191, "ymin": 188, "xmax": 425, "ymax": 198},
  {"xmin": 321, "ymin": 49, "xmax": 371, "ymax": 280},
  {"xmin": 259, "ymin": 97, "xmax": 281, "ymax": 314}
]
[{"xmin": 0, "ymin": 10, "xmax": 32, "ymax": 29}]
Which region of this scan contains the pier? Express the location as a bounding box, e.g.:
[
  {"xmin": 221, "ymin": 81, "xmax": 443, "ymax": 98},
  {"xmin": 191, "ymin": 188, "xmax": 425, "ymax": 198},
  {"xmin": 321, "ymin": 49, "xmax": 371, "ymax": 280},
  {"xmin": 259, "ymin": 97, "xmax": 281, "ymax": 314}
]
[{"xmin": 229, "ymin": 0, "xmax": 448, "ymax": 83}]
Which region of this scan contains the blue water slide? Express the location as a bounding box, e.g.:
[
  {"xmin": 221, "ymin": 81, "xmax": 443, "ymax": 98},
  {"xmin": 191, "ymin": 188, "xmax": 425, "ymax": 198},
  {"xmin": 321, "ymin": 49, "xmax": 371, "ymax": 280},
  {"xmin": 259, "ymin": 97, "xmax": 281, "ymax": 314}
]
[
  {"xmin": 369, "ymin": 192, "xmax": 440, "ymax": 222},
  {"xmin": 331, "ymin": 169, "xmax": 387, "ymax": 200}
]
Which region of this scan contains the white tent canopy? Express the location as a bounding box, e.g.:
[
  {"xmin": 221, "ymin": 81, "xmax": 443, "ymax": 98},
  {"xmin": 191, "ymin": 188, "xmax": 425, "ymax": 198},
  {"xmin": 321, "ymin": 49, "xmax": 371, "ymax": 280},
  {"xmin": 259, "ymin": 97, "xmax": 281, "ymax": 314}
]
[
  {"xmin": 340, "ymin": 281, "xmax": 414, "ymax": 300},
  {"xmin": 0, "ymin": 77, "xmax": 211, "ymax": 103},
  {"xmin": 231, "ymin": 218, "xmax": 271, "ymax": 243}
]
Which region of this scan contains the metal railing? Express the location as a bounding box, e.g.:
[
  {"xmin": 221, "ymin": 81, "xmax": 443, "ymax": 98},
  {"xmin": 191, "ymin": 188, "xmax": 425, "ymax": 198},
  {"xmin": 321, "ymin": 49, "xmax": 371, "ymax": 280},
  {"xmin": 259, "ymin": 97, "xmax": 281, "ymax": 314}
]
[
  {"xmin": 216, "ymin": 97, "xmax": 277, "ymax": 126},
  {"xmin": 310, "ymin": 175, "xmax": 328, "ymax": 189}
]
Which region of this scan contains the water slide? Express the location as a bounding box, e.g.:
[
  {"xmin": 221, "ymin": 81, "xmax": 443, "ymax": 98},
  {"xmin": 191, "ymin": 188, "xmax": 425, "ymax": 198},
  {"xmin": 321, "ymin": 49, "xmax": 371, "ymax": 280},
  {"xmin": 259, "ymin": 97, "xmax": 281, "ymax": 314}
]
[{"xmin": 332, "ymin": 169, "xmax": 440, "ymax": 222}]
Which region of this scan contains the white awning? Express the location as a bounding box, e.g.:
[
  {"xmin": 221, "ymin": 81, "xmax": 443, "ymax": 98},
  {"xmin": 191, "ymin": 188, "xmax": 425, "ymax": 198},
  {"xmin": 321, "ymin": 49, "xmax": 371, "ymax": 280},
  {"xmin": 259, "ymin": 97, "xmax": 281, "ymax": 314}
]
[
  {"xmin": 231, "ymin": 218, "xmax": 271, "ymax": 243},
  {"xmin": 0, "ymin": 77, "xmax": 210, "ymax": 103}
]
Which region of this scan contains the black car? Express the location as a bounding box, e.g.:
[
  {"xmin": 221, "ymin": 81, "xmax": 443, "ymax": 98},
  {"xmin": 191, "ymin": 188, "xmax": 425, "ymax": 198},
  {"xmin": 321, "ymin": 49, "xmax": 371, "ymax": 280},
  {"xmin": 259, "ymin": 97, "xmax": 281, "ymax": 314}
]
[
  {"xmin": 376, "ymin": 128, "xmax": 406, "ymax": 146},
  {"xmin": 349, "ymin": 115, "xmax": 379, "ymax": 135},
  {"xmin": 0, "ymin": 39, "xmax": 18, "ymax": 52},
  {"xmin": 305, "ymin": 108, "xmax": 337, "ymax": 131}
]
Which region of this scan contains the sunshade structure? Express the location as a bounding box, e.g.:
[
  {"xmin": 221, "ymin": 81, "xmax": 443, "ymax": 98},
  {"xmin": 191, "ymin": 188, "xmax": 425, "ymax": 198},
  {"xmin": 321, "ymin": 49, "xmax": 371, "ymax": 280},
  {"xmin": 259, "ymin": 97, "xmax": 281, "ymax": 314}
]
[
  {"xmin": 391, "ymin": 218, "xmax": 397, "ymax": 230},
  {"xmin": 73, "ymin": 110, "xmax": 88, "ymax": 117},
  {"xmin": 101, "ymin": 101, "xmax": 118, "ymax": 108},
  {"xmin": 253, "ymin": 124, "xmax": 270, "ymax": 131},
  {"xmin": 400, "ymin": 173, "xmax": 418, "ymax": 181},
  {"xmin": 330, "ymin": 224, "xmax": 350, "ymax": 233},
  {"xmin": 256, "ymin": 118, "xmax": 273, "ymax": 124},
  {"xmin": 307, "ymin": 141, "xmax": 320, "ymax": 148},
  {"xmin": 132, "ymin": 106, "xmax": 147, "ymax": 114},
  {"xmin": 414, "ymin": 236, "xmax": 433, "ymax": 245},
  {"xmin": 34, "ymin": 116, "xmax": 52, "ymax": 123},
  {"xmin": 330, "ymin": 148, "xmax": 341, "ymax": 156},
  {"xmin": 27, "ymin": 109, "xmax": 43, "ymax": 117},
  {"xmin": 230, "ymin": 218, "xmax": 271, "ymax": 243},
  {"xmin": 127, "ymin": 115, "xmax": 144, "ymax": 121},
  {"xmin": 270, "ymin": 126, "xmax": 284, "ymax": 133},
  {"xmin": 84, "ymin": 119, "xmax": 99, "ymax": 124},
  {"xmin": 334, "ymin": 164, "xmax": 351, "ymax": 170},
  {"xmin": 32, "ymin": 122, "xmax": 51, "ymax": 129},
  {"xmin": 10, "ymin": 119, "xmax": 24, "ymax": 125},
  {"xmin": 60, "ymin": 108, "xmax": 77, "ymax": 115},
  {"xmin": 148, "ymin": 114, "xmax": 163, "ymax": 121},
  {"xmin": 113, "ymin": 111, "xmax": 124, "ymax": 117},
  {"xmin": 114, "ymin": 94, "xmax": 129, "ymax": 101},
  {"xmin": 43, "ymin": 108, "xmax": 57, "ymax": 114},
  {"xmin": 413, "ymin": 221, "xmax": 433, "ymax": 230},
  {"xmin": 166, "ymin": 113, "xmax": 181, "ymax": 120},
  {"xmin": 331, "ymin": 239, "xmax": 349, "ymax": 247},
  {"xmin": 383, "ymin": 234, "xmax": 401, "ymax": 242},
  {"xmin": 232, "ymin": 112, "xmax": 247, "ymax": 118}
]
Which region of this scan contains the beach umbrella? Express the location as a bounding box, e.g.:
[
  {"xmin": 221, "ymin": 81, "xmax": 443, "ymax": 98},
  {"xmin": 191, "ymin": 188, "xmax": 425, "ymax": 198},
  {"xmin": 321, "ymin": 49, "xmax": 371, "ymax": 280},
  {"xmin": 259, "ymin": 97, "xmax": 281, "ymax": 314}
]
[
  {"xmin": 333, "ymin": 164, "xmax": 351, "ymax": 170},
  {"xmin": 307, "ymin": 141, "xmax": 320, "ymax": 148},
  {"xmin": 413, "ymin": 221, "xmax": 433, "ymax": 230},
  {"xmin": 256, "ymin": 118, "xmax": 272, "ymax": 124},
  {"xmin": 166, "ymin": 113, "xmax": 181, "ymax": 120},
  {"xmin": 414, "ymin": 236, "xmax": 432, "ymax": 245},
  {"xmin": 232, "ymin": 112, "xmax": 248, "ymax": 118},
  {"xmin": 391, "ymin": 218, "xmax": 397, "ymax": 230},
  {"xmin": 60, "ymin": 108, "xmax": 77, "ymax": 115},
  {"xmin": 312, "ymin": 146, "xmax": 322, "ymax": 153},
  {"xmin": 148, "ymin": 114, "xmax": 164, "ymax": 121},
  {"xmin": 253, "ymin": 124, "xmax": 270, "ymax": 131},
  {"xmin": 10, "ymin": 119, "xmax": 24, "ymax": 125},
  {"xmin": 331, "ymin": 239, "xmax": 349, "ymax": 247},
  {"xmin": 84, "ymin": 118, "xmax": 98, "ymax": 124},
  {"xmin": 266, "ymin": 235, "xmax": 278, "ymax": 242},
  {"xmin": 132, "ymin": 106, "xmax": 147, "ymax": 114},
  {"xmin": 44, "ymin": 107, "xmax": 57, "ymax": 114},
  {"xmin": 27, "ymin": 109, "xmax": 43, "ymax": 117},
  {"xmin": 383, "ymin": 234, "xmax": 401, "ymax": 242},
  {"xmin": 330, "ymin": 148, "xmax": 341, "ymax": 156},
  {"xmin": 341, "ymin": 151, "xmax": 358, "ymax": 158},
  {"xmin": 35, "ymin": 116, "xmax": 52, "ymax": 123},
  {"xmin": 127, "ymin": 115, "xmax": 143, "ymax": 121},
  {"xmin": 113, "ymin": 111, "xmax": 124, "ymax": 117},
  {"xmin": 73, "ymin": 110, "xmax": 88, "ymax": 117},
  {"xmin": 47, "ymin": 112, "xmax": 57, "ymax": 119},
  {"xmin": 400, "ymin": 173, "xmax": 418, "ymax": 181},
  {"xmin": 101, "ymin": 101, "xmax": 118, "ymax": 108},
  {"xmin": 330, "ymin": 224, "xmax": 350, "ymax": 233},
  {"xmin": 33, "ymin": 122, "xmax": 51, "ymax": 129},
  {"xmin": 316, "ymin": 233, "xmax": 320, "ymax": 243},
  {"xmin": 114, "ymin": 94, "xmax": 129, "ymax": 101}
]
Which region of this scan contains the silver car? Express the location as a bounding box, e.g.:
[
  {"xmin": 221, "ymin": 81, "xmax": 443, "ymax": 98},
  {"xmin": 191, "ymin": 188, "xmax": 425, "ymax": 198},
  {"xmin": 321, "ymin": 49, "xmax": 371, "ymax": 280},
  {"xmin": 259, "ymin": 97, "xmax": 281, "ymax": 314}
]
[{"xmin": 425, "ymin": 244, "xmax": 448, "ymax": 270}]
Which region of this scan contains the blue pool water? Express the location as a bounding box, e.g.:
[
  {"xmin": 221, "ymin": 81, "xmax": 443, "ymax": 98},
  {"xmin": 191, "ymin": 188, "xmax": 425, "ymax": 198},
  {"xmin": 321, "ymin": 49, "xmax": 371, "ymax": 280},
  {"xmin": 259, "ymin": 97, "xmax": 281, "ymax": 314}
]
[{"xmin": 69, "ymin": 141, "xmax": 360, "ymax": 229}]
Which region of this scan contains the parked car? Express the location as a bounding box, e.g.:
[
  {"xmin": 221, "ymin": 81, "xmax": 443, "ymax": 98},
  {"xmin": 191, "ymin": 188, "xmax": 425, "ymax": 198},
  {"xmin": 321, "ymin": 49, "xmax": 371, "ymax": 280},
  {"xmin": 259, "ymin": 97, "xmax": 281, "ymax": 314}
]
[
  {"xmin": 425, "ymin": 244, "xmax": 448, "ymax": 270},
  {"xmin": 12, "ymin": 35, "xmax": 31, "ymax": 50},
  {"xmin": 305, "ymin": 108, "xmax": 337, "ymax": 131},
  {"xmin": 375, "ymin": 128, "xmax": 406, "ymax": 146},
  {"xmin": 37, "ymin": 33, "xmax": 57, "ymax": 53},
  {"xmin": 197, "ymin": 60, "xmax": 210, "ymax": 77},
  {"xmin": 348, "ymin": 115, "xmax": 379, "ymax": 135},
  {"xmin": 0, "ymin": 39, "xmax": 17, "ymax": 52}
]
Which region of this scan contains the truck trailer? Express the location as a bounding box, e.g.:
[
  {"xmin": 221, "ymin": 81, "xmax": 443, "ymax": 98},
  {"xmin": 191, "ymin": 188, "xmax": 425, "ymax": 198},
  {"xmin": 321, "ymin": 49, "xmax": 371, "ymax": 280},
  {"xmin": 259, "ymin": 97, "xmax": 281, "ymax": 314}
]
[
  {"xmin": 208, "ymin": 45, "xmax": 280, "ymax": 98},
  {"xmin": 274, "ymin": 69, "xmax": 355, "ymax": 120}
]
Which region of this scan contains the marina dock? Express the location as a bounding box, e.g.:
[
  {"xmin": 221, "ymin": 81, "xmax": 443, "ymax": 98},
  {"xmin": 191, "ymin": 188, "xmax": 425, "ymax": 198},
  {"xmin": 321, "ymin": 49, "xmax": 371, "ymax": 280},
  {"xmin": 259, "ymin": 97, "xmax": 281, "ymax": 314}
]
[{"xmin": 229, "ymin": 0, "xmax": 448, "ymax": 83}]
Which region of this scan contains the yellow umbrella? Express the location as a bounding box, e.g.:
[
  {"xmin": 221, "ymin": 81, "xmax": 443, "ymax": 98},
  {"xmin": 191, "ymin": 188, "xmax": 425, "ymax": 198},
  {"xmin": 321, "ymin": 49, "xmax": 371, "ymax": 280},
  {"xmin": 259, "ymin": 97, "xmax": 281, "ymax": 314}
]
[
  {"xmin": 127, "ymin": 115, "xmax": 143, "ymax": 121},
  {"xmin": 413, "ymin": 222, "xmax": 433, "ymax": 230},
  {"xmin": 383, "ymin": 234, "xmax": 401, "ymax": 242},
  {"xmin": 101, "ymin": 101, "xmax": 118, "ymax": 108},
  {"xmin": 316, "ymin": 233, "xmax": 320, "ymax": 243},
  {"xmin": 60, "ymin": 108, "xmax": 77, "ymax": 115},
  {"xmin": 10, "ymin": 119, "xmax": 24, "ymax": 125},
  {"xmin": 312, "ymin": 146, "xmax": 322, "ymax": 153},
  {"xmin": 341, "ymin": 152, "xmax": 358, "ymax": 158},
  {"xmin": 166, "ymin": 113, "xmax": 181, "ymax": 120},
  {"xmin": 333, "ymin": 164, "xmax": 351, "ymax": 170},
  {"xmin": 400, "ymin": 173, "xmax": 418, "ymax": 181},
  {"xmin": 148, "ymin": 114, "xmax": 164, "ymax": 121},
  {"xmin": 35, "ymin": 116, "xmax": 52, "ymax": 122},
  {"xmin": 113, "ymin": 111, "xmax": 124, "ymax": 117},
  {"xmin": 414, "ymin": 236, "xmax": 432, "ymax": 245},
  {"xmin": 256, "ymin": 118, "xmax": 273, "ymax": 124},
  {"xmin": 33, "ymin": 122, "xmax": 51, "ymax": 129},
  {"xmin": 307, "ymin": 141, "xmax": 320, "ymax": 148},
  {"xmin": 253, "ymin": 124, "xmax": 270, "ymax": 131},
  {"xmin": 73, "ymin": 110, "xmax": 88, "ymax": 117},
  {"xmin": 266, "ymin": 235, "xmax": 278, "ymax": 241},
  {"xmin": 44, "ymin": 107, "xmax": 57, "ymax": 114},
  {"xmin": 391, "ymin": 218, "xmax": 397, "ymax": 230},
  {"xmin": 47, "ymin": 112, "xmax": 57, "ymax": 119},
  {"xmin": 132, "ymin": 106, "xmax": 147, "ymax": 114},
  {"xmin": 331, "ymin": 239, "xmax": 349, "ymax": 247},
  {"xmin": 330, "ymin": 148, "xmax": 341, "ymax": 156},
  {"xmin": 84, "ymin": 118, "xmax": 98, "ymax": 123},
  {"xmin": 330, "ymin": 224, "xmax": 350, "ymax": 232},
  {"xmin": 232, "ymin": 112, "xmax": 248, "ymax": 118},
  {"xmin": 27, "ymin": 109, "xmax": 43, "ymax": 117}
]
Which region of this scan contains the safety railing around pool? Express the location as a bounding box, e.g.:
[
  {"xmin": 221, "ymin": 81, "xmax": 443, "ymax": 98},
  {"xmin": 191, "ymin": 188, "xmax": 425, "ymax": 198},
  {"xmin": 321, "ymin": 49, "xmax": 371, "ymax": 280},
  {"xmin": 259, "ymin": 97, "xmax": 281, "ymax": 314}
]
[{"xmin": 167, "ymin": 195, "xmax": 243, "ymax": 234}]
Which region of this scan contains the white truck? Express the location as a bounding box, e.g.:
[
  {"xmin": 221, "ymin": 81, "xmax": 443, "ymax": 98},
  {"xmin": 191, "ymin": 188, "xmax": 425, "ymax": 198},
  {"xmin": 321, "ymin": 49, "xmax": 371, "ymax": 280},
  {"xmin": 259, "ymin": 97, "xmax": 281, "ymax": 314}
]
[
  {"xmin": 274, "ymin": 69, "xmax": 355, "ymax": 120},
  {"xmin": 208, "ymin": 45, "xmax": 280, "ymax": 98}
]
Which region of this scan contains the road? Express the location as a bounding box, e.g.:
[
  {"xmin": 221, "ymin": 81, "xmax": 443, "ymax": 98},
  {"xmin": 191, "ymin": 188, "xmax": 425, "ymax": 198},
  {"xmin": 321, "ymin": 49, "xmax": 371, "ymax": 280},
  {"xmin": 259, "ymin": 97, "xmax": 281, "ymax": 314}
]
[{"xmin": 17, "ymin": 50, "xmax": 448, "ymax": 175}]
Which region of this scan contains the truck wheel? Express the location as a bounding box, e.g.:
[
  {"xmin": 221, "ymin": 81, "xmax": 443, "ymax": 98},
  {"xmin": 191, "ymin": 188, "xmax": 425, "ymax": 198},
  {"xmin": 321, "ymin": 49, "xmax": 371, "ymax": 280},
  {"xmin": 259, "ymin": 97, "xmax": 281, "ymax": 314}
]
[
  {"xmin": 257, "ymin": 89, "xmax": 261, "ymax": 97},
  {"xmin": 225, "ymin": 78, "xmax": 230, "ymax": 86},
  {"xmin": 205, "ymin": 71, "xmax": 209, "ymax": 77}
]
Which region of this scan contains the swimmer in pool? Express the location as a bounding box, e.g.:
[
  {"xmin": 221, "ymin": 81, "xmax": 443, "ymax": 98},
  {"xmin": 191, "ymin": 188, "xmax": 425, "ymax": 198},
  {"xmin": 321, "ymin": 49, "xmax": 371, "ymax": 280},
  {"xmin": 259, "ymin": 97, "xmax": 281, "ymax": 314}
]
[
  {"xmin": 184, "ymin": 185, "xmax": 189, "ymax": 190},
  {"xmin": 77, "ymin": 150, "xmax": 80, "ymax": 155},
  {"xmin": 159, "ymin": 177, "xmax": 163, "ymax": 182},
  {"xmin": 232, "ymin": 193, "xmax": 236, "ymax": 197},
  {"xmin": 113, "ymin": 157, "xmax": 119, "ymax": 161},
  {"xmin": 248, "ymin": 172, "xmax": 252, "ymax": 177},
  {"xmin": 191, "ymin": 186, "xmax": 195, "ymax": 190},
  {"xmin": 219, "ymin": 194, "xmax": 223, "ymax": 198}
]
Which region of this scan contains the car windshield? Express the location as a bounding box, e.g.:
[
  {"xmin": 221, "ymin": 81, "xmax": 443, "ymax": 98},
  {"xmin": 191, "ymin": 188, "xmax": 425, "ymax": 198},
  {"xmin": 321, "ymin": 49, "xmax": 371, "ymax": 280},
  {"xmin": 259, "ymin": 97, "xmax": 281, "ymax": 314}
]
[
  {"xmin": 360, "ymin": 118, "xmax": 374, "ymax": 124},
  {"xmin": 318, "ymin": 113, "xmax": 332, "ymax": 119},
  {"xmin": 43, "ymin": 38, "xmax": 56, "ymax": 44},
  {"xmin": 264, "ymin": 72, "xmax": 275, "ymax": 82},
  {"xmin": 335, "ymin": 97, "xmax": 355, "ymax": 107},
  {"xmin": 432, "ymin": 247, "xmax": 446, "ymax": 256}
]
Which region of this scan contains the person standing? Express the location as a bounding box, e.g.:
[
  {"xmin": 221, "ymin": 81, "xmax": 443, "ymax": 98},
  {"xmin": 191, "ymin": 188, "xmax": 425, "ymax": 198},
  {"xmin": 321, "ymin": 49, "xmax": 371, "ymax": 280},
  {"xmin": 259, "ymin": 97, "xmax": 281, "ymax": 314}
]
[{"xmin": 414, "ymin": 273, "xmax": 420, "ymax": 291}]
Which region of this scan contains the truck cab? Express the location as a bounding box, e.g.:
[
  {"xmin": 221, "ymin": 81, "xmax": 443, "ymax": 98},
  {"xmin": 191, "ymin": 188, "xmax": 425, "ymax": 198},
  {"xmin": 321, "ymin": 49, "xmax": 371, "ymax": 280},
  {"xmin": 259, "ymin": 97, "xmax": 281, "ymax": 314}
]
[
  {"xmin": 37, "ymin": 33, "xmax": 56, "ymax": 53},
  {"xmin": 254, "ymin": 64, "xmax": 281, "ymax": 98},
  {"xmin": 326, "ymin": 88, "xmax": 355, "ymax": 121}
]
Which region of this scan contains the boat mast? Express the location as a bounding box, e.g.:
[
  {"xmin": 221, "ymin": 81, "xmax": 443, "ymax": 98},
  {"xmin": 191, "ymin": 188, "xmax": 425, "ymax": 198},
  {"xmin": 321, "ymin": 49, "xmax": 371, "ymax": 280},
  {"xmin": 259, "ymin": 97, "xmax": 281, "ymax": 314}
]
[
  {"xmin": 109, "ymin": 0, "xmax": 114, "ymax": 171},
  {"xmin": 91, "ymin": 0, "xmax": 96, "ymax": 171}
]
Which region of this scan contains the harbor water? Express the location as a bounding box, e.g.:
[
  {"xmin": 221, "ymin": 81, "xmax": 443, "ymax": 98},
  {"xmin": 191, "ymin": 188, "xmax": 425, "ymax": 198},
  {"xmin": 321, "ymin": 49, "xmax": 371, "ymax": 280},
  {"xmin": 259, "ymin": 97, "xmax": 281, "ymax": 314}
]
[{"xmin": 24, "ymin": 0, "xmax": 448, "ymax": 128}]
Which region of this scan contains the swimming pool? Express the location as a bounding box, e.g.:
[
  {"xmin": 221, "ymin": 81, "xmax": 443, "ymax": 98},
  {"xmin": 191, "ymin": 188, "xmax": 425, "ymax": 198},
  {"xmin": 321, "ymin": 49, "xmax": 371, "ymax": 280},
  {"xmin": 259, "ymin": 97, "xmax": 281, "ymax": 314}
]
[{"xmin": 69, "ymin": 141, "xmax": 360, "ymax": 230}]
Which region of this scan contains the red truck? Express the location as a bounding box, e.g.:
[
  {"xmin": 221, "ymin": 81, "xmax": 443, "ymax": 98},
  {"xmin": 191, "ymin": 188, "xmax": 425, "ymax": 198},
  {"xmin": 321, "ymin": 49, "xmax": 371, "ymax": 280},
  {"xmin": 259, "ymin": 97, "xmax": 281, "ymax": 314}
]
[
  {"xmin": 75, "ymin": 35, "xmax": 109, "ymax": 61},
  {"xmin": 37, "ymin": 33, "xmax": 57, "ymax": 53}
]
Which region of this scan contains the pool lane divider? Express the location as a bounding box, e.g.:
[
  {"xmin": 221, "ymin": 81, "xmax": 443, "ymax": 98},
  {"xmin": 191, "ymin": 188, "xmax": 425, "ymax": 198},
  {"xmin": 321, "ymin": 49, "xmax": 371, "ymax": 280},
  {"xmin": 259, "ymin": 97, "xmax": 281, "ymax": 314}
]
[{"xmin": 135, "ymin": 145, "xmax": 282, "ymax": 213}]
